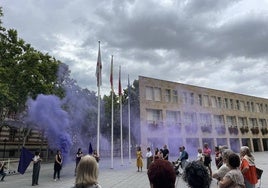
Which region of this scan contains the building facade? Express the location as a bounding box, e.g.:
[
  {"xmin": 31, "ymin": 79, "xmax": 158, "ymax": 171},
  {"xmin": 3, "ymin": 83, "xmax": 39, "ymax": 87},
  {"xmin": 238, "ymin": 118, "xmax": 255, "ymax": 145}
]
[{"xmin": 139, "ymin": 76, "xmax": 268, "ymax": 156}]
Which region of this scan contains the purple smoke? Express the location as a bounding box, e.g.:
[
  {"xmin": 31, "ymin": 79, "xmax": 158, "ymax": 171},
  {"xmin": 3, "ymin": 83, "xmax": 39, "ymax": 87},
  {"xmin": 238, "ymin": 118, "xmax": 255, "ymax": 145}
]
[{"xmin": 27, "ymin": 94, "xmax": 72, "ymax": 159}]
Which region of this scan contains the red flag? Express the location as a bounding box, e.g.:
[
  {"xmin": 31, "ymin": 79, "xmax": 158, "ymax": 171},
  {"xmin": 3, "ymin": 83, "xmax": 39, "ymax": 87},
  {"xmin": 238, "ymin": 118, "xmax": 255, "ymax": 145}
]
[
  {"xmin": 110, "ymin": 55, "xmax": 114, "ymax": 92},
  {"xmin": 95, "ymin": 41, "xmax": 102, "ymax": 86},
  {"xmin": 118, "ymin": 66, "xmax": 122, "ymax": 96}
]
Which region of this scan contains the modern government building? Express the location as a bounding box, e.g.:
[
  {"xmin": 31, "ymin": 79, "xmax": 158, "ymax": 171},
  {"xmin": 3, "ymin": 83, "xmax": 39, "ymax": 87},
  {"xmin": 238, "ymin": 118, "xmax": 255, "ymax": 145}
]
[
  {"xmin": 138, "ymin": 76, "xmax": 268, "ymax": 156},
  {"xmin": 1, "ymin": 75, "xmax": 268, "ymax": 158}
]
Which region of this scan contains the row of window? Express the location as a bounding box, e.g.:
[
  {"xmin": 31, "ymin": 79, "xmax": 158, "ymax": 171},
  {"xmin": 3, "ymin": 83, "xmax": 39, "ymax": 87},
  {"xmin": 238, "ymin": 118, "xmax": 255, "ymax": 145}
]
[
  {"xmin": 145, "ymin": 86, "xmax": 268, "ymax": 114},
  {"xmin": 146, "ymin": 109, "xmax": 268, "ymax": 128}
]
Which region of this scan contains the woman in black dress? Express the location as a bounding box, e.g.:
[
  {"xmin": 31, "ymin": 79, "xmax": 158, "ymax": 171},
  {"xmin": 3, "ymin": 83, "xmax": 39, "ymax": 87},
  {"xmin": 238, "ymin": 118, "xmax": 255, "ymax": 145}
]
[{"xmin": 53, "ymin": 150, "xmax": 62, "ymax": 181}]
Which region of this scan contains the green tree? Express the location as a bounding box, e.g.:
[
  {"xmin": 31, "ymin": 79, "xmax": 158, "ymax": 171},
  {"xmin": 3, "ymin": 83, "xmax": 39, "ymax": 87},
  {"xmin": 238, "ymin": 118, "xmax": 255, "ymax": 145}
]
[{"xmin": 0, "ymin": 7, "xmax": 62, "ymax": 124}]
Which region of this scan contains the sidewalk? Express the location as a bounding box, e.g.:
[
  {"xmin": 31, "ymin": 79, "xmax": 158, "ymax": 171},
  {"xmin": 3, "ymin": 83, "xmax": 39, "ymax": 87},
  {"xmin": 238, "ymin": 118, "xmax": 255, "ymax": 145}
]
[{"xmin": 0, "ymin": 152, "xmax": 267, "ymax": 188}]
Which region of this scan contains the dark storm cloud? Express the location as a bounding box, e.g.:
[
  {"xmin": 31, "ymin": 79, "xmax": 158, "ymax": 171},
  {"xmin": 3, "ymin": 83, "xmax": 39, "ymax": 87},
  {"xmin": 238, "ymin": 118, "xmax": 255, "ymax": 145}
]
[{"xmin": 1, "ymin": 0, "xmax": 268, "ymax": 98}]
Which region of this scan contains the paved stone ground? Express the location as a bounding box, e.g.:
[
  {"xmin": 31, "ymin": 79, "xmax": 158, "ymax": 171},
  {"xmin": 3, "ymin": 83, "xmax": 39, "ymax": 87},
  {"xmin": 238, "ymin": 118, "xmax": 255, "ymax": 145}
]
[{"xmin": 0, "ymin": 152, "xmax": 267, "ymax": 188}]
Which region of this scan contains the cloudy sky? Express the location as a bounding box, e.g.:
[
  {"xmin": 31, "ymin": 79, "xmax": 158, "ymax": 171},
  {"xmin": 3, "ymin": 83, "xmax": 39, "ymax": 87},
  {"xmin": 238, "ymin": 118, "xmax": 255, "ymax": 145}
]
[{"xmin": 1, "ymin": 0, "xmax": 268, "ymax": 98}]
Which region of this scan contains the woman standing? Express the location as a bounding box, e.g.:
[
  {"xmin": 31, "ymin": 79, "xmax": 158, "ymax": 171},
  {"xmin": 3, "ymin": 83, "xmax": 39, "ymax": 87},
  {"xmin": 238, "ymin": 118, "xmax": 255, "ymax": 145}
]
[
  {"xmin": 32, "ymin": 151, "xmax": 42, "ymax": 186},
  {"xmin": 146, "ymin": 147, "xmax": 153, "ymax": 169},
  {"xmin": 219, "ymin": 153, "xmax": 245, "ymax": 188},
  {"xmin": 203, "ymin": 143, "xmax": 212, "ymax": 178},
  {"xmin": 240, "ymin": 146, "xmax": 258, "ymax": 188},
  {"xmin": 136, "ymin": 146, "xmax": 143, "ymax": 172},
  {"xmin": 75, "ymin": 148, "xmax": 83, "ymax": 175},
  {"xmin": 53, "ymin": 150, "xmax": 62, "ymax": 181}
]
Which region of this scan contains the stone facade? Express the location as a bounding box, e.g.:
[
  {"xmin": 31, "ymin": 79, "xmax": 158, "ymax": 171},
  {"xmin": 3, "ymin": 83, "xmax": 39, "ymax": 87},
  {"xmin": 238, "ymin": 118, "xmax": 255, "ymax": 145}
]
[{"xmin": 139, "ymin": 76, "xmax": 268, "ymax": 156}]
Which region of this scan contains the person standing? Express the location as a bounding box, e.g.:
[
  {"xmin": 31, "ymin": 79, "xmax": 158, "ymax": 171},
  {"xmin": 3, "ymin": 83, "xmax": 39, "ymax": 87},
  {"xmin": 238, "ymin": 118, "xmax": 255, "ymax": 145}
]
[
  {"xmin": 75, "ymin": 148, "xmax": 83, "ymax": 175},
  {"xmin": 146, "ymin": 147, "xmax": 153, "ymax": 169},
  {"xmin": 162, "ymin": 144, "xmax": 169, "ymax": 161},
  {"xmin": 240, "ymin": 146, "xmax": 258, "ymax": 188},
  {"xmin": 219, "ymin": 153, "xmax": 245, "ymax": 188},
  {"xmin": 196, "ymin": 148, "xmax": 204, "ymax": 163},
  {"xmin": 32, "ymin": 151, "xmax": 42, "ymax": 186},
  {"xmin": 215, "ymin": 146, "xmax": 223, "ymax": 169},
  {"xmin": 53, "ymin": 150, "xmax": 62, "ymax": 181},
  {"xmin": 136, "ymin": 146, "xmax": 143, "ymax": 172},
  {"xmin": 0, "ymin": 161, "xmax": 7, "ymax": 181},
  {"xmin": 213, "ymin": 149, "xmax": 233, "ymax": 182},
  {"xmin": 74, "ymin": 155, "xmax": 102, "ymax": 188},
  {"xmin": 92, "ymin": 150, "xmax": 100, "ymax": 163},
  {"xmin": 203, "ymin": 143, "xmax": 212, "ymax": 178},
  {"xmin": 178, "ymin": 146, "xmax": 189, "ymax": 169}
]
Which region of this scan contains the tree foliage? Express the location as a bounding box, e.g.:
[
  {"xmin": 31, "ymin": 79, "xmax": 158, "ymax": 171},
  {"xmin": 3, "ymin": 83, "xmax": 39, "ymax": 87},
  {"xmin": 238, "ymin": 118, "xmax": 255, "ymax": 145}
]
[{"xmin": 0, "ymin": 7, "xmax": 62, "ymax": 124}]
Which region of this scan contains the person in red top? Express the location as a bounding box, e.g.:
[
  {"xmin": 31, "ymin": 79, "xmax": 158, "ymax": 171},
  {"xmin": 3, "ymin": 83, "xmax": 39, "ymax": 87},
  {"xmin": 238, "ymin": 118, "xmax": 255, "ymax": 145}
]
[
  {"xmin": 203, "ymin": 143, "xmax": 212, "ymax": 178},
  {"xmin": 240, "ymin": 146, "xmax": 258, "ymax": 188}
]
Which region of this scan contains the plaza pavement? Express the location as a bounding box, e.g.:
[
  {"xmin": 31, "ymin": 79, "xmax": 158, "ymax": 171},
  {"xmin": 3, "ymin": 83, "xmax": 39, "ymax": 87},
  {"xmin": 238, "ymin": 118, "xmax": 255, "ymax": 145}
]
[{"xmin": 0, "ymin": 152, "xmax": 267, "ymax": 188}]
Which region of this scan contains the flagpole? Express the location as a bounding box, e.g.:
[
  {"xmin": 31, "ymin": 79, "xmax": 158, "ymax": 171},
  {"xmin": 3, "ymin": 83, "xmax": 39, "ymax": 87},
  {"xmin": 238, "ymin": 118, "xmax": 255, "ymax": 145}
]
[
  {"xmin": 119, "ymin": 66, "xmax": 123, "ymax": 165},
  {"xmin": 110, "ymin": 55, "xmax": 114, "ymax": 169},
  {"xmin": 128, "ymin": 75, "xmax": 131, "ymax": 163},
  {"xmin": 96, "ymin": 41, "xmax": 101, "ymax": 155}
]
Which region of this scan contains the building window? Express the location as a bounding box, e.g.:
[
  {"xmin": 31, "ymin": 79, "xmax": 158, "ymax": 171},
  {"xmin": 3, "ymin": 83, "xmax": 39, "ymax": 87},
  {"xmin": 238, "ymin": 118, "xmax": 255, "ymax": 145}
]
[
  {"xmin": 183, "ymin": 112, "xmax": 196, "ymax": 125},
  {"xmin": 236, "ymin": 100, "xmax": 240, "ymax": 110},
  {"xmin": 200, "ymin": 113, "xmax": 211, "ymax": 125},
  {"xmin": 204, "ymin": 95, "xmax": 209, "ymax": 107},
  {"xmin": 260, "ymin": 103, "xmax": 263, "ymax": 113},
  {"xmin": 146, "ymin": 86, "xmax": 153, "ymax": 100},
  {"xmin": 146, "ymin": 109, "xmax": 163, "ymax": 124},
  {"xmin": 198, "ymin": 94, "xmax": 202, "ymax": 106},
  {"xmin": 217, "ymin": 97, "xmax": 222, "ymax": 108},
  {"xmin": 230, "ymin": 99, "xmax": 234, "ymax": 109},
  {"xmin": 224, "ymin": 98, "xmax": 229, "ymax": 109},
  {"xmin": 249, "ymin": 118, "xmax": 257, "ymax": 127},
  {"xmin": 165, "ymin": 89, "xmax": 171, "ymax": 103},
  {"xmin": 183, "ymin": 92, "xmax": 187, "ymax": 104},
  {"xmin": 154, "ymin": 87, "xmax": 161, "ymax": 101},
  {"xmin": 240, "ymin": 101, "xmax": 245, "ymax": 111},
  {"xmin": 246, "ymin": 101, "xmax": 250, "ymax": 112},
  {"xmin": 214, "ymin": 115, "xmax": 224, "ymax": 126},
  {"xmin": 265, "ymin": 104, "xmax": 268, "ymax": 114},
  {"xmin": 166, "ymin": 110, "xmax": 181, "ymax": 126},
  {"xmin": 172, "ymin": 90, "xmax": 178, "ymax": 103},
  {"xmin": 259, "ymin": 119, "xmax": 267, "ymax": 128},
  {"xmin": 238, "ymin": 117, "xmax": 247, "ymax": 127},
  {"xmin": 146, "ymin": 86, "xmax": 161, "ymax": 101},
  {"xmin": 190, "ymin": 93, "xmax": 194, "ymax": 105},
  {"xmin": 251, "ymin": 102, "xmax": 254, "ymax": 112},
  {"xmin": 226, "ymin": 116, "xmax": 236, "ymax": 127},
  {"xmin": 211, "ymin": 96, "xmax": 217, "ymax": 108},
  {"xmin": 256, "ymin": 103, "xmax": 260, "ymax": 113}
]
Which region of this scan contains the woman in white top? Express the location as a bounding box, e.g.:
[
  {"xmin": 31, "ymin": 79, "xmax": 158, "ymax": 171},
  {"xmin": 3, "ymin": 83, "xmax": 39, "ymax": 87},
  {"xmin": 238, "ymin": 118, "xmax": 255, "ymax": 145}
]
[{"xmin": 146, "ymin": 147, "xmax": 153, "ymax": 169}]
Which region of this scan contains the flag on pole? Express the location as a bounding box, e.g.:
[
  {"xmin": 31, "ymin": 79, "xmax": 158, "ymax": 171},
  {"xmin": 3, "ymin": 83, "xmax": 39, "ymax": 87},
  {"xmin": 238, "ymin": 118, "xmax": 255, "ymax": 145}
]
[
  {"xmin": 17, "ymin": 147, "xmax": 34, "ymax": 174},
  {"xmin": 89, "ymin": 142, "xmax": 93, "ymax": 155},
  {"xmin": 110, "ymin": 55, "xmax": 114, "ymax": 92},
  {"xmin": 95, "ymin": 41, "xmax": 102, "ymax": 86},
  {"xmin": 118, "ymin": 66, "xmax": 122, "ymax": 96}
]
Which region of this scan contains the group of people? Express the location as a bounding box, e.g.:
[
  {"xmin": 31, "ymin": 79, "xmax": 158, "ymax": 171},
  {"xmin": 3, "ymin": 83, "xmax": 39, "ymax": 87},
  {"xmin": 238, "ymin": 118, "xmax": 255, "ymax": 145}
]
[
  {"xmin": 31, "ymin": 150, "xmax": 63, "ymax": 186},
  {"xmin": 136, "ymin": 144, "xmax": 171, "ymax": 172},
  {"xmin": 30, "ymin": 147, "xmax": 100, "ymax": 187},
  {"xmin": 212, "ymin": 145, "xmax": 259, "ymax": 188},
  {"xmin": 137, "ymin": 143, "xmax": 260, "ymax": 188}
]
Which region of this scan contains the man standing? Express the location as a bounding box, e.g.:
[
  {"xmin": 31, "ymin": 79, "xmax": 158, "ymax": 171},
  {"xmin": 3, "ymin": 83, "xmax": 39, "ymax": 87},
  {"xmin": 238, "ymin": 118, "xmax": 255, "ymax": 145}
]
[
  {"xmin": 178, "ymin": 146, "xmax": 188, "ymax": 169},
  {"xmin": 162, "ymin": 145, "xmax": 169, "ymax": 161}
]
